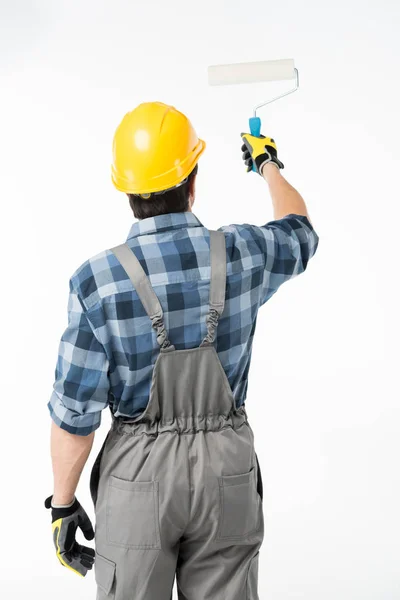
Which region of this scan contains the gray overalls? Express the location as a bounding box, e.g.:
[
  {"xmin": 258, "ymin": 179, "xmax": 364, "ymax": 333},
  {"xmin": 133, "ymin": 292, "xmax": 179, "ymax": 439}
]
[{"xmin": 90, "ymin": 230, "xmax": 264, "ymax": 599}]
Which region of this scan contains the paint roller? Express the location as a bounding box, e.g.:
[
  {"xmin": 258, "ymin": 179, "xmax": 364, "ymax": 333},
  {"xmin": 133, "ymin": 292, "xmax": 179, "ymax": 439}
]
[{"xmin": 208, "ymin": 59, "xmax": 299, "ymax": 170}]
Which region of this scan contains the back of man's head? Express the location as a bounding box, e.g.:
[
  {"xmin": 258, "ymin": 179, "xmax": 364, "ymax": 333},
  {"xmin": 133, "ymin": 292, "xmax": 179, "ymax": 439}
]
[{"xmin": 128, "ymin": 164, "xmax": 198, "ymax": 220}]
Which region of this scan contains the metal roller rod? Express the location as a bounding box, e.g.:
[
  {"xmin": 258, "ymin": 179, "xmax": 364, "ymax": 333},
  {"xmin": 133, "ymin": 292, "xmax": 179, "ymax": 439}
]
[{"xmin": 253, "ymin": 68, "xmax": 299, "ymax": 117}]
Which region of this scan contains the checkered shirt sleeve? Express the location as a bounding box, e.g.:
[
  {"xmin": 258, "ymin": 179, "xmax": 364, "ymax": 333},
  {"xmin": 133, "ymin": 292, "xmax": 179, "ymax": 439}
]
[
  {"xmin": 223, "ymin": 214, "xmax": 319, "ymax": 304},
  {"xmin": 47, "ymin": 281, "xmax": 110, "ymax": 436}
]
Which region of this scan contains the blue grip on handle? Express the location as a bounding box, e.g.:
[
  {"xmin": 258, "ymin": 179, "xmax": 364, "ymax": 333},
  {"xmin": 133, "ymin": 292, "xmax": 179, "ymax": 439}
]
[
  {"xmin": 249, "ymin": 116, "xmax": 262, "ymax": 172},
  {"xmin": 249, "ymin": 116, "xmax": 261, "ymax": 137}
]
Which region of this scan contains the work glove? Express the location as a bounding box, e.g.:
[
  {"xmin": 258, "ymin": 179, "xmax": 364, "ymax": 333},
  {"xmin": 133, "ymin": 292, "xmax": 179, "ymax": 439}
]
[
  {"xmin": 241, "ymin": 133, "xmax": 284, "ymax": 174},
  {"xmin": 45, "ymin": 495, "xmax": 95, "ymax": 577}
]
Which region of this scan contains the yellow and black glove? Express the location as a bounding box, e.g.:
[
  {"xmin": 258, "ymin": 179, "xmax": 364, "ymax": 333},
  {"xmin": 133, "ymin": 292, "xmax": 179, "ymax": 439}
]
[
  {"xmin": 241, "ymin": 133, "xmax": 284, "ymax": 174},
  {"xmin": 45, "ymin": 495, "xmax": 95, "ymax": 577}
]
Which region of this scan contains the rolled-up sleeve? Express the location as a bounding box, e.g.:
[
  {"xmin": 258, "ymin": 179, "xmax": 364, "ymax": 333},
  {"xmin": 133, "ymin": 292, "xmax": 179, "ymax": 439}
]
[
  {"xmin": 227, "ymin": 213, "xmax": 319, "ymax": 306},
  {"xmin": 48, "ymin": 284, "xmax": 110, "ymax": 436}
]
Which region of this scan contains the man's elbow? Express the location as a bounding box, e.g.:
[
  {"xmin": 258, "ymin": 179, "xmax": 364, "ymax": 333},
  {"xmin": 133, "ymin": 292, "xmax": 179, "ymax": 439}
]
[{"xmin": 298, "ymin": 229, "xmax": 319, "ymax": 273}]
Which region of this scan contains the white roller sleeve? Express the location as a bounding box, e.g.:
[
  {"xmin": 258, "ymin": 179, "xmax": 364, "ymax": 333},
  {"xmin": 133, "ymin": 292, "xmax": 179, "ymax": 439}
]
[{"xmin": 208, "ymin": 59, "xmax": 295, "ymax": 86}]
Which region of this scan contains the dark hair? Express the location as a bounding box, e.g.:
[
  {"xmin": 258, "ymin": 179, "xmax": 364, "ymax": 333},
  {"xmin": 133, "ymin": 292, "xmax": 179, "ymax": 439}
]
[{"xmin": 128, "ymin": 164, "xmax": 198, "ymax": 219}]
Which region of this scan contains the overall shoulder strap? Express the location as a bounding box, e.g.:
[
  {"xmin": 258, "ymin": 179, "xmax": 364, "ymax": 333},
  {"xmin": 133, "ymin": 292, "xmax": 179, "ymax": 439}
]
[
  {"xmin": 110, "ymin": 243, "xmax": 174, "ymax": 351},
  {"xmin": 201, "ymin": 230, "xmax": 227, "ymax": 346}
]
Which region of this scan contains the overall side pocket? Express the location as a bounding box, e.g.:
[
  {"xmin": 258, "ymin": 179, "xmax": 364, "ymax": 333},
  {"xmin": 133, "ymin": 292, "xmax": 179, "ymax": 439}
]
[{"xmin": 95, "ymin": 553, "xmax": 116, "ymax": 599}]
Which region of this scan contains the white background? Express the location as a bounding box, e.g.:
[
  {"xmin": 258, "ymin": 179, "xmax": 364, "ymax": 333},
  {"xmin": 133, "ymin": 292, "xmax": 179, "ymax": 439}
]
[{"xmin": 1, "ymin": 0, "xmax": 399, "ymax": 598}]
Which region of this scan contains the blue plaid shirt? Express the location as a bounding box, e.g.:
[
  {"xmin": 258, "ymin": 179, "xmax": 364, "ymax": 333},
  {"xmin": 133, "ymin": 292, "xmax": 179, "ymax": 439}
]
[{"xmin": 48, "ymin": 211, "xmax": 318, "ymax": 435}]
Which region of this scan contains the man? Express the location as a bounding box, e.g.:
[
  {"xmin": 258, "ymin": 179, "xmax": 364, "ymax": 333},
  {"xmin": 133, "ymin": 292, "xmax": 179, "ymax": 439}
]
[{"xmin": 45, "ymin": 101, "xmax": 318, "ymax": 599}]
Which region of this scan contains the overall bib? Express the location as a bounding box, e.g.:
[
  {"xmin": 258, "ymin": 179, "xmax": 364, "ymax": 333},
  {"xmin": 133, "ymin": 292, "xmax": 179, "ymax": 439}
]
[{"xmin": 91, "ymin": 231, "xmax": 264, "ymax": 599}]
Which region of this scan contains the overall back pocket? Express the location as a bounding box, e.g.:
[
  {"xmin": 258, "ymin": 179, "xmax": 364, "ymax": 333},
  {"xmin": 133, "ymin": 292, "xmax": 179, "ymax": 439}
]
[
  {"xmin": 106, "ymin": 475, "xmax": 161, "ymax": 549},
  {"xmin": 216, "ymin": 467, "xmax": 261, "ymax": 541}
]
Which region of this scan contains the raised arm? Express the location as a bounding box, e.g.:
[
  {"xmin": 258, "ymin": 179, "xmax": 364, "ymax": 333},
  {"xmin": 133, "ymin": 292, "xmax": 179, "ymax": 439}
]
[
  {"xmin": 226, "ymin": 132, "xmax": 319, "ymax": 306},
  {"xmin": 241, "ymin": 132, "xmax": 311, "ymax": 221},
  {"xmin": 262, "ymin": 163, "xmax": 310, "ymax": 221}
]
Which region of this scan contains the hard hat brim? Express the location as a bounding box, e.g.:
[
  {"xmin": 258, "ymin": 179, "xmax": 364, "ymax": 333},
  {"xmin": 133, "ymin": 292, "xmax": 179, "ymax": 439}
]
[{"xmin": 112, "ymin": 138, "xmax": 206, "ymax": 195}]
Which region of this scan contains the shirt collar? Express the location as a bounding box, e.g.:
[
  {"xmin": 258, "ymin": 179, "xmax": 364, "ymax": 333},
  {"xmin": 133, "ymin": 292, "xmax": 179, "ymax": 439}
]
[{"xmin": 126, "ymin": 211, "xmax": 204, "ymax": 240}]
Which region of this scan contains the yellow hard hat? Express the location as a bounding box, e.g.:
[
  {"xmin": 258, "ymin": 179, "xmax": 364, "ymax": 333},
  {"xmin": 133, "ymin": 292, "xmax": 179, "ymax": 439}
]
[{"xmin": 111, "ymin": 102, "xmax": 205, "ymax": 195}]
